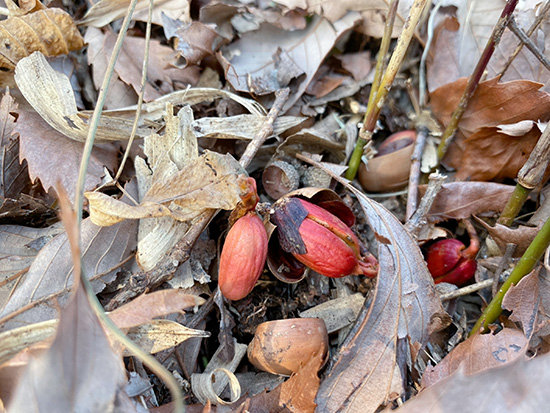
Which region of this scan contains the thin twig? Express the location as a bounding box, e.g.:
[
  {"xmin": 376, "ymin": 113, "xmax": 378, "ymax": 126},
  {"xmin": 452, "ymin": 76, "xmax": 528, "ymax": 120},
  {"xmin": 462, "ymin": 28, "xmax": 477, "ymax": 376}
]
[
  {"xmin": 439, "ymin": 277, "xmax": 505, "ymax": 301},
  {"xmin": 507, "ymin": 16, "xmax": 550, "ymax": 71},
  {"xmin": 406, "ymin": 126, "xmax": 429, "ymax": 220},
  {"xmin": 106, "ymin": 89, "xmax": 290, "ymax": 310},
  {"xmin": 419, "ymin": 1, "xmax": 442, "ymax": 106},
  {"xmin": 436, "ymin": 0, "xmax": 519, "ymax": 162},
  {"xmin": 499, "ymin": 1, "xmax": 550, "ymax": 77},
  {"xmin": 405, "ymin": 171, "xmax": 446, "ymax": 236}
]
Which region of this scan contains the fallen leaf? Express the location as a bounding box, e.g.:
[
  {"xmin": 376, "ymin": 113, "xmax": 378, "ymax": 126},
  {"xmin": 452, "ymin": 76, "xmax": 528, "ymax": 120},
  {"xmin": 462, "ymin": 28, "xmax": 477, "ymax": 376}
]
[
  {"xmin": 422, "ymin": 328, "xmax": 528, "ymax": 388},
  {"xmin": 456, "ymin": 126, "xmax": 541, "ymax": 181},
  {"xmin": 502, "ymin": 270, "xmax": 540, "ymax": 340},
  {"xmin": 336, "ymin": 51, "xmax": 372, "ymax": 81},
  {"xmin": 0, "ymin": 8, "xmax": 84, "ymax": 70},
  {"xmin": 430, "ymin": 77, "xmax": 550, "ymax": 171},
  {"xmin": 0, "ymin": 181, "xmax": 138, "ymax": 331},
  {"xmin": 168, "ymin": 20, "xmax": 223, "ymax": 67},
  {"xmin": 218, "ymin": 13, "xmax": 360, "ymax": 112},
  {"xmin": 315, "ymin": 183, "xmax": 450, "ymax": 412},
  {"xmin": 81, "ymin": 0, "xmax": 190, "ymax": 28},
  {"xmin": 475, "ymin": 218, "xmax": 541, "ymax": 257},
  {"xmin": 395, "ymin": 350, "xmax": 550, "ymax": 412},
  {"xmin": 420, "ymin": 181, "xmax": 515, "ymax": 223},
  {"xmin": 16, "ymin": 111, "xmax": 118, "ymax": 200}
]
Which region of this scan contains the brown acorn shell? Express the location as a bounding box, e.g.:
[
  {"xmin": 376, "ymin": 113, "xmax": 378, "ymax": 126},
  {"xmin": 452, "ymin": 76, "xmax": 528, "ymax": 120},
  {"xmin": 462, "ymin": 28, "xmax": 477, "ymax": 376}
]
[
  {"xmin": 266, "ymin": 188, "xmax": 355, "ymax": 283},
  {"xmin": 247, "ymin": 318, "xmax": 328, "ymax": 376}
]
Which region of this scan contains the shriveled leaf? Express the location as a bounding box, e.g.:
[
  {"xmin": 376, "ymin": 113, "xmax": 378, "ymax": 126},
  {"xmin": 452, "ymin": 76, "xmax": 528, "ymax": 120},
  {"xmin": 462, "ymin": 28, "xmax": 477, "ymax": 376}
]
[
  {"xmin": 125, "ymin": 319, "xmax": 209, "ymax": 355},
  {"xmin": 422, "ymin": 328, "xmax": 528, "ymax": 388},
  {"xmin": 192, "ymin": 115, "xmax": 305, "ymax": 140},
  {"xmin": 475, "ymin": 218, "xmax": 541, "ymax": 257},
  {"xmin": 427, "ymin": 4, "xmax": 550, "ymax": 92},
  {"xmin": 15, "ymin": 52, "xmax": 151, "ymax": 142},
  {"xmin": 8, "ymin": 280, "xmax": 127, "ymax": 412},
  {"xmin": 430, "ymin": 77, "xmax": 550, "ymax": 170},
  {"xmin": 0, "ymin": 319, "xmax": 56, "ymax": 366},
  {"xmin": 315, "ymin": 184, "xmax": 450, "ymax": 412},
  {"xmin": 0, "ymin": 8, "xmax": 84, "ymax": 71},
  {"xmin": 108, "ymin": 290, "xmax": 205, "ymax": 329},
  {"xmin": 421, "ymin": 182, "xmax": 515, "ymax": 223},
  {"xmin": 218, "ymin": 13, "xmax": 359, "ymax": 111},
  {"xmin": 168, "ymin": 20, "xmax": 222, "ymax": 67},
  {"xmin": 16, "ymin": 111, "xmax": 118, "ymax": 200},
  {"xmin": 81, "ymin": 0, "xmax": 190, "ymax": 28},
  {"xmin": 0, "ymin": 215, "xmax": 137, "ymax": 331},
  {"xmin": 395, "ymin": 351, "xmax": 550, "ymax": 412},
  {"xmin": 456, "ymin": 126, "xmax": 541, "ymax": 181},
  {"xmin": 236, "ymin": 351, "xmax": 324, "ymax": 413},
  {"xmin": 502, "ymin": 270, "xmax": 540, "ymax": 340}
]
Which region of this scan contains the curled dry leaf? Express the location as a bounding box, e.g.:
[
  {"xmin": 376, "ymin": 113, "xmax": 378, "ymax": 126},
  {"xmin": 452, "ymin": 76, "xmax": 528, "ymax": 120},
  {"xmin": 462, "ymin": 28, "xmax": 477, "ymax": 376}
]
[
  {"xmin": 315, "ymin": 181, "xmax": 450, "ymax": 412},
  {"xmin": 218, "ymin": 13, "xmax": 360, "ymax": 111},
  {"xmin": 475, "ymin": 218, "xmax": 541, "ymax": 257},
  {"xmin": 420, "ymin": 181, "xmax": 515, "ymax": 223},
  {"xmin": 0, "ymin": 8, "xmax": 84, "ymax": 71},
  {"xmin": 14, "ymin": 52, "xmax": 151, "ymax": 142},
  {"xmin": 502, "ymin": 270, "xmax": 540, "ymax": 341},
  {"xmin": 85, "ymin": 150, "xmax": 246, "ymax": 226},
  {"xmin": 422, "ymin": 328, "xmax": 528, "ymax": 388}
]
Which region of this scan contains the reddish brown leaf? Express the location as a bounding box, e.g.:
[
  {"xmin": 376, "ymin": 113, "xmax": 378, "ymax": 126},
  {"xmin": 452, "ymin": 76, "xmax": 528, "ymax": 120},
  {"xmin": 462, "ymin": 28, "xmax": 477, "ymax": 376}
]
[
  {"xmin": 16, "ymin": 111, "xmax": 118, "ymax": 201},
  {"xmin": 456, "ymin": 126, "xmax": 541, "ymax": 181},
  {"xmin": 396, "ymin": 351, "xmax": 550, "ymax": 412},
  {"xmin": 422, "ymin": 328, "xmax": 528, "ymax": 388},
  {"xmin": 430, "ymin": 77, "xmax": 550, "ymax": 171},
  {"xmin": 336, "ymin": 51, "xmax": 372, "ymax": 81},
  {"xmin": 169, "ymin": 21, "xmax": 223, "ymax": 67},
  {"xmin": 315, "ymin": 184, "xmax": 450, "ymax": 412},
  {"xmin": 502, "ymin": 270, "xmax": 539, "ymax": 340},
  {"xmin": 421, "ymin": 182, "xmax": 515, "ymax": 223},
  {"xmin": 475, "ymin": 218, "xmax": 541, "ymax": 257}
]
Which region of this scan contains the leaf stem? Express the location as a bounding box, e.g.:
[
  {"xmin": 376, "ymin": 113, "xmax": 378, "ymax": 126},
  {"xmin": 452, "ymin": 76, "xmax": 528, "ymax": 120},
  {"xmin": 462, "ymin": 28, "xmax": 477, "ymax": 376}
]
[
  {"xmin": 470, "ymin": 216, "xmax": 550, "ymax": 336},
  {"xmin": 436, "ymin": 0, "xmax": 519, "ymax": 162},
  {"xmin": 346, "ymin": 0, "xmax": 427, "ymax": 180}
]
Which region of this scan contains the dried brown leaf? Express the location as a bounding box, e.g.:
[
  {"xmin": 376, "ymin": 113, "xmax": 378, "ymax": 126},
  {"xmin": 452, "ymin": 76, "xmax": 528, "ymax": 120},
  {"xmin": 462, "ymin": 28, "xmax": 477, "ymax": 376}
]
[
  {"xmin": 169, "ymin": 21, "xmax": 223, "ymax": 67},
  {"xmin": 81, "ymin": 0, "xmax": 190, "ymax": 28},
  {"xmin": 16, "ymin": 111, "xmax": 118, "ymax": 200},
  {"xmin": 430, "ymin": 77, "xmax": 550, "ymax": 171},
  {"xmin": 0, "ymin": 91, "xmax": 25, "ymax": 199},
  {"xmin": 315, "ymin": 185, "xmax": 450, "ymax": 412},
  {"xmin": 502, "ymin": 270, "xmax": 540, "ymax": 340},
  {"xmin": 422, "ymin": 328, "xmax": 528, "ymax": 388},
  {"xmin": 336, "ymin": 51, "xmax": 372, "ymax": 81},
  {"xmin": 475, "ymin": 218, "xmax": 541, "ymax": 257},
  {"xmin": 218, "ymin": 13, "xmax": 359, "ymax": 111},
  {"xmin": 0, "ymin": 8, "xmax": 84, "ymax": 71},
  {"xmin": 421, "ymin": 181, "xmax": 515, "ymax": 223}
]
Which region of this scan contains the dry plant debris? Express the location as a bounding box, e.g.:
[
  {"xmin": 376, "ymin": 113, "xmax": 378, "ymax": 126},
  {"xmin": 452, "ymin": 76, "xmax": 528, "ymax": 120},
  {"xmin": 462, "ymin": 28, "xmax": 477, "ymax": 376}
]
[{"xmin": 0, "ymin": 0, "xmax": 549, "ymax": 411}]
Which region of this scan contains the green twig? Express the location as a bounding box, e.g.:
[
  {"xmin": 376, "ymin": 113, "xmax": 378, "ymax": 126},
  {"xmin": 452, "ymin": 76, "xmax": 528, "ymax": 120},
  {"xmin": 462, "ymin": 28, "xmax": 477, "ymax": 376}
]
[
  {"xmin": 436, "ymin": 0, "xmax": 519, "ymax": 162},
  {"xmin": 497, "ymin": 184, "xmax": 531, "ymax": 226},
  {"xmin": 72, "ymin": 0, "xmax": 185, "ymax": 411},
  {"xmin": 470, "ymin": 217, "xmax": 550, "ymax": 335},
  {"xmin": 346, "ymin": 0, "xmax": 427, "ymax": 180}
]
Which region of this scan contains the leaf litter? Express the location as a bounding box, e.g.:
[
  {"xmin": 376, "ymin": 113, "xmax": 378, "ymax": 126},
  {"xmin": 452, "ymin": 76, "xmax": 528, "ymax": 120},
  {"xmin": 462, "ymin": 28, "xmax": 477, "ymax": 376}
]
[{"xmin": 1, "ymin": 0, "xmax": 550, "ymax": 411}]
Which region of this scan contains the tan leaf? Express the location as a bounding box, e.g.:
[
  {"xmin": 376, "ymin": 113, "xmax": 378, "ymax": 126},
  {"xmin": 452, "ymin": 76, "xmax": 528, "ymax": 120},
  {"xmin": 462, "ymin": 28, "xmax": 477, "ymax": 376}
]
[
  {"xmin": 14, "ymin": 52, "xmax": 151, "ymax": 142},
  {"xmin": 315, "ymin": 183, "xmax": 450, "ymax": 412},
  {"xmin": 475, "ymin": 218, "xmax": 541, "ymax": 257},
  {"xmin": 502, "ymin": 270, "xmax": 540, "ymax": 340},
  {"xmin": 16, "ymin": 111, "xmax": 118, "ymax": 200},
  {"xmin": 81, "ymin": 0, "xmax": 190, "ymax": 28},
  {"xmin": 0, "ymin": 8, "xmax": 83, "ymax": 71},
  {"xmin": 421, "ymin": 182, "xmax": 515, "ymax": 223},
  {"xmin": 422, "ymin": 328, "xmax": 528, "ymax": 388},
  {"xmin": 0, "ymin": 91, "xmax": 25, "ymax": 199},
  {"xmin": 218, "ymin": 13, "xmax": 359, "ymax": 111},
  {"xmin": 168, "ymin": 21, "xmax": 222, "ymax": 67}
]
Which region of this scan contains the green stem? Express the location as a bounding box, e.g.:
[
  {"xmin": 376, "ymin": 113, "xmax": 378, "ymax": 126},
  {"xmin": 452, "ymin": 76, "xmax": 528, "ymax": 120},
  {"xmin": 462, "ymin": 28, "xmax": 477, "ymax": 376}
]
[
  {"xmin": 470, "ymin": 216, "xmax": 550, "ymax": 336},
  {"xmin": 497, "ymin": 184, "xmax": 531, "ymax": 226}
]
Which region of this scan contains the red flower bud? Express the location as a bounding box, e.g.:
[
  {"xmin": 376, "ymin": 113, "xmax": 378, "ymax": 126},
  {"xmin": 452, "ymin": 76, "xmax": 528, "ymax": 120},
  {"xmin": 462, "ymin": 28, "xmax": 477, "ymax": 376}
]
[
  {"xmin": 271, "ymin": 198, "xmax": 378, "ymax": 278},
  {"xmin": 426, "ymin": 238, "xmax": 477, "ymax": 285},
  {"xmin": 219, "ymin": 212, "xmax": 268, "ymax": 300}
]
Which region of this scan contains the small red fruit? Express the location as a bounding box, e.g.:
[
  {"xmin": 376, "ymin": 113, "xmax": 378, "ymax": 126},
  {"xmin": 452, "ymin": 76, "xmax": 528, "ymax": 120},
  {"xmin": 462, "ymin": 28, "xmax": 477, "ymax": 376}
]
[
  {"xmin": 219, "ymin": 212, "xmax": 268, "ymax": 300},
  {"xmin": 271, "ymin": 198, "xmax": 378, "ymax": 278},
  {"xmin": 426, "ymin": 238, "xmax": 478, "ymax": 285}
]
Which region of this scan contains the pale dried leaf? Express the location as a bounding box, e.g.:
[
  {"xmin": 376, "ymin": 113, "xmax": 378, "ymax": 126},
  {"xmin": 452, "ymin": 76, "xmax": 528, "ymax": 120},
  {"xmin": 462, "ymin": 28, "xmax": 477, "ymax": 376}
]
[
  {"xmin": 16, "ymin": 111, "xmax": 118, "ymax": 200},
  {"xmin": 125, "ymin": 319, "xmax": 209, "ymax": 355},
  {"xmin": 192, "ymin": 114, "xmax": 305, "ymax": 140},
  {"xmin": 422, "ymin": 328, "xmax": 528, "ymax": 388},
  {"xmin": 81, "ymin": 0, "xmax": 190, "ymax": 28},
  {"xmin": 0, "ymin": 215, "xmax": 137, "ymax": 331},
  {"xmin": 422, "ymin": 182, "xmax": 515, "ymax": 223},
  {"xmin": 475, "ymin": 219, "xmax": 541, "ymax": 257},
  {"xmin": 218, "ymin": 13, "xmax": 359, "ymax": 111},
  {"xmin": 395, "ymin": 352, "xmax": 550, "ymax": 412},
  {"xmin": 0, "ymin": 8, "xmax": 83, "ymax": 70},
  {"xmin": 497, "ymin": 120, "xmax": 537, "ymax": 136},
  {"xmin": 502, "ymin": 270, "xmax": 540, "ymax": 340},
  {"xmin": 169, "ymin": 20, "xmax": 222, "ymax": 66},
  {"xmin": 8, "ymin": 279, "xmax": 126, "ymax": 412},
  {"xmin": 299, "ymin": 293, "xmax": 364, "ymax": 334},
  {"xmin": 15, "ymin": 52, "xmax": 150, "ymax": 142},
  {"xmin": 0, "ymin": 319, "xmax": 56, "ymax": 365},
  {"xmin": 316, "ymin": 184, "xmax": 450, "ymax": 412}
]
